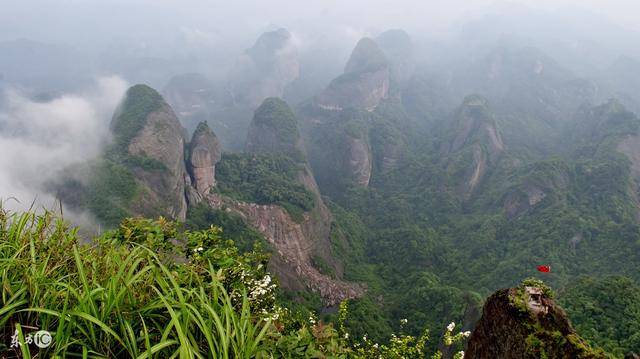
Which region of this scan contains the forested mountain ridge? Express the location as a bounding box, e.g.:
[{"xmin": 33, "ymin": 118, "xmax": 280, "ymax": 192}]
[{"xmin": 40, "ymin": 24, "xmax": 640, "ymax": 358}]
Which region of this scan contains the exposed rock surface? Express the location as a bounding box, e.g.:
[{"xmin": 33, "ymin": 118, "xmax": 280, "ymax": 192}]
[
  {"xmin": 346, "ymin": 134, "xmax": 372, "ymax": 186},
  {"xmin": 188, "ymin": 122, "xmax": 221, "ymax": 196},
  {"xmin": 205, "ymin": 188, "xmax": 363, "ymax": 305},
  {"xmin": 315, "ymin": 38, "xmax": 390, "ymax": 111},
  {"xmin": 466, "ymin": 284, "xmax": 607, "ymax": 359},
  {"xmin": 446, "ymin": 95, "xmax": 504, "ymax": 195},
  {"xmin": 114, "ymin": 84, "xmax": 189, "ymax": 221},
  {"xmin": 232, "ymin": 28, "xmax": 299, "ymax": 107}
]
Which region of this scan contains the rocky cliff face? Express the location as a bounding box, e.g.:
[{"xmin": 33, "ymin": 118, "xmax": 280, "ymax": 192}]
[
  {"xmin": 466, "ymin": 282, "xmax": 607, "ymax": 359},
  {"xmin": 188, "ymin": 121, "xmax": 221, "ymax": 197},
  {"xmin": 345, "ymin": 133, "xmax": 372, "ymax": 187},
  {"xmin": 445, "ymin": 95, "xmax": 505, "ymax": 195},
  {"xmin": 315, "ymin": 38, "xmax": 390, "ymax": 111},
  {"xmin": 112, "ymin": 84, "xmax": 189, "ymax": 221},
  {"xmin": 205, "ymin": 192, "xmax": 364, "ymax": 305},
  {"xmin": 232, "ymin": 28, "xmax": 299, "ymax": 107}
]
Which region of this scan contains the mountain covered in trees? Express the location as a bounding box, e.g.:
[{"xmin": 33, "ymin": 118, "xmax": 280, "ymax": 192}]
[{"xmin": 5, "ymin": 17, "xmax": 640, "ymax": 357}]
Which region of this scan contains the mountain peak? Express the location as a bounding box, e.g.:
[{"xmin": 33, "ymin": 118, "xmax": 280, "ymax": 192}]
[
  {"xmin": 110, "ymin": 84, "xmax": 165, "ymax": 147},
  {"xmin": 245, "ymin": 97, "xmax": 303, "ymax": 160},
  {"xmin": 315, "ymin": 37, "xmax": 390, "ymax": 111},
  {"xmin": 466, "ymin": 280, "xmax": 607, "ymax": 358},
  {"xmin": 344, "ymin": 37, "xmax": 389, "ymax": 74},
  {"xmin": 246, "ymin": 28, "xmax": 294, "ymax": 64}
]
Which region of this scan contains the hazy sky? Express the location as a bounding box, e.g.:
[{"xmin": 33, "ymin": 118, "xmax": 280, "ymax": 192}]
[{"xmin": 1, "ymin": 0, "xmax": 639, "ymax": 47}]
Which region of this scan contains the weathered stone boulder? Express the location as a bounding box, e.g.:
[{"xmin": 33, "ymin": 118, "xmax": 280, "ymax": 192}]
[{"xmin": 188, "ymin": 121, "xmax": 221, "ymax": 195}]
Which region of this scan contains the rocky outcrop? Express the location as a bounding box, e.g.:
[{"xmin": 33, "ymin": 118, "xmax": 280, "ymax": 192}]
[
  {"xmin": 188, "ymin": 122, "xmax": 221, "ymax": 196},
  {"xmin": 504, "ymin": 185, "xmax": 546, "ymax": 218},
  {"xmin": 315, "ymin": 38, "xmax": 390, "ymax": 111},
  {"xmin": 346, "ymin": 134, "xmax": 372, "ymax": 187},
  {"xmin": 232, "ymin": 28, "xmax": 299, "ymax": 107},
  {"xmin": 446, "ymin": 95, "xmax": 504, "ymax": 195},
  {"xmin": 112, "ymin": 84, "xmax": 189, "ymax": 221},
  {"xmin": 205, "ymin": 192, "xmax": 364, "ymax": 305},
  {"xmin": 245, "ymin": 97, "xmax": 304, "ymax": 159},
  {"xmin": 466, "ymin": 282, "xmax": 607, "ymax": 359},
  {"xmin": 502, "ymin": 160, "xmax": 570, "ymax": 218}
]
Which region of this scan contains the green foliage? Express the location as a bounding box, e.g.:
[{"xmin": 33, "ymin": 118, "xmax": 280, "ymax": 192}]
[
  {"xmin": 215, "ymin": 153, "xmax": 315, "ymax": 222},
  {"xmin": 311, "ymin": 255, "xmax": 336, "ymax": 278},
  {"xmin": 0, "ymin": 209, "xmax": 275, "ymax": 357},
  {"xmin": 560, "ymin": 276, "xmax": 640, "ymax": 356},
  {"xmin": 185, "ymin": 202, "xmax": 266, "ymax": 253},
  {"xmin": 0, "ymin": 207, "xmax": 471, "ymax": 358},
  {"xmin": 252, "ymin": 97, "xmax": 300, "ymax": 145},
  {"xmin": 85, "ymin": 159, "xmax": 138, "ymax": 227}
]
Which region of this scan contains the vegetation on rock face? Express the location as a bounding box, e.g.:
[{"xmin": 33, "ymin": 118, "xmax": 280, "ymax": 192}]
[
  {"xmin": 246, "ymin": 97, "xmax": 305, "ymax": 161},
  {"xmin": 110, "ymin": 84, "xmax": 164, "ymax": 151},
  {"xmin": 185, "ymin": 202, "xmax": 266, "ymax": 253},
  {"xmin": 466, "ymin": 280, "xmax": 608, "ymax": 359},
  {"xmin": 57, "ymin": 84, "xmax": 184, "ymax": 227},
  {"xmin": 85, "ymin": 159, "xmax": 139, "ymax": 227},
  {"xmin": 214, "ymin": 153, "xmax": 315, "ymax": 221},
  {"xmin": 251, "ymin": 98, "xmax": 299, "ymax": 144}
]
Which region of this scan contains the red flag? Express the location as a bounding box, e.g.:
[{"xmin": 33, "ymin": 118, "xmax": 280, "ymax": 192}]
[{"xmin": 537, "ymin": 265, "xmax": 551, "ymax": 273}]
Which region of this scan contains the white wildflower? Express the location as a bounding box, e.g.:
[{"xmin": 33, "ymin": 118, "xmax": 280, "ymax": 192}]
[
  {"xmin": 462, "ymin": 331, "xmax": 471, "ymax": 337},
  {"xmin": 344, "ymin": 333, "xmax": 349, "ymax": 339},
  {"xmin": 373, "ymin": 343, "xmax": 379, "ymax": 349},
  {"xmin": 447, "ymin": 322, "xmax": 456, "ymax": 332},
  {"xmin": 456, "ymin": 351, "xmax": 465, "ymax": 359},
  {"xmin": 400, "ymin": 318, "xmax": 408, "ymax": 325}
]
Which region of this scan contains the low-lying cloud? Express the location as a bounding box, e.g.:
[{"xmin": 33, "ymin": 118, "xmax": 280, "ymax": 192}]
[{"xmin": 0, "ymin": 76, "xmax": 127, "ymax": 214}]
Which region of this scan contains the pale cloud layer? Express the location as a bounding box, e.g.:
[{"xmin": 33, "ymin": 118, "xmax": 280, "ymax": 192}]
[
  {"xmin": 1, "ymin": 0, "xmax": 638, "ymax": 47},
  {"xmin": 0, "ymin": 76, "xmax": 127, "ymax": 212}
]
